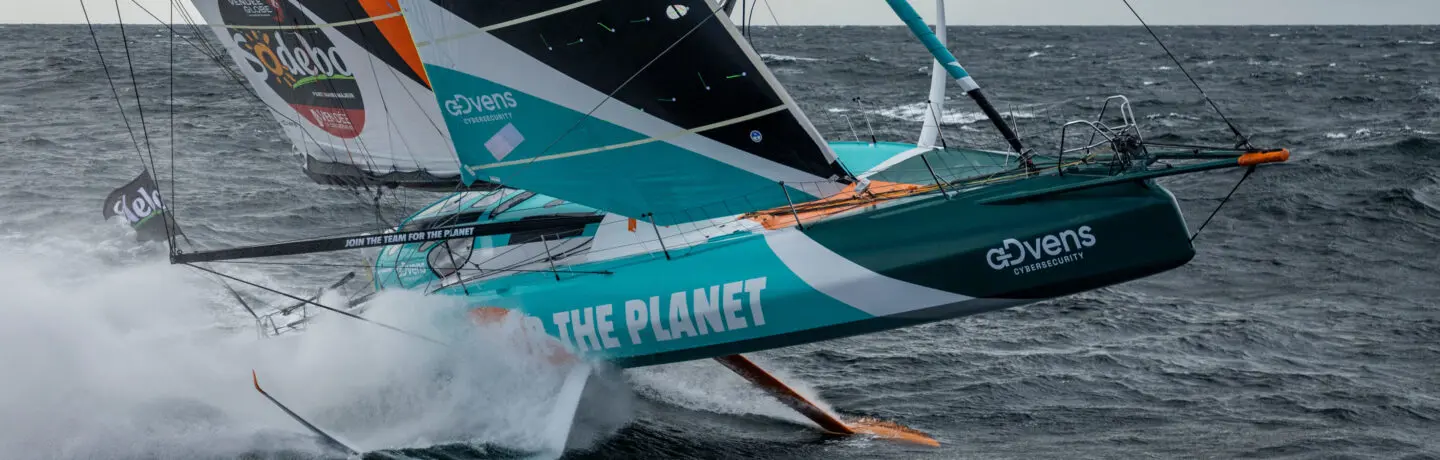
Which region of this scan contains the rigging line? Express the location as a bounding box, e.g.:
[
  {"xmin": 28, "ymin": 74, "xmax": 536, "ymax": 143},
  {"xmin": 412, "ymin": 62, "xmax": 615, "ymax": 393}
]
[
  {"xmin": 924, "ymin": 100, "xmax": 986, "ymax": 181},
  {"xmin": 201, "ymin": 11, "xmax": 403, "ymax": 30},
  {"xmin": 761, "ymin": 0, "xmax": 779, "ymax": 26},
  {"xmin": 169, "ymin": 0, "xmax": 178, "ymax": 250},
  {"xmin": 211, "ymin": 259, "xmax": 612, "ymax": 275},
  {"xmin": 139, "ymin": 3, "xmax": 416, "ymax": 220},
  {"xmin": 80, "ymin": 2, "xmax": 146, "ymax": 167},
  {"xmin": 1189, "ymin": 166, "xmax": 1255, "ymax": 242},
  {"xmin": 1120, "ymin": 0, "xmax": 1250, "ymax": 148},
  {"xmin": 506, "ymin": 2, "xmax": 731, "ymax": 174},
  {"xmin": 415, "ymin": 0, "xmax": 603, "ymax": 47},
  {"xmin": 85, "ymin": 0, "xmax": 177, "ymax": 245},
  {"xmin": 184, "ymin": 263, "xmax": 447, "ymax": 345},
  {"xmin": 113, "ymin": 1, "xmax": 161, "ymax": 177},
  {"xmin": 468, "ymin": 105, "xmax": 787, "ymax": 172},
  {"xmin": 1141, "ymin": 141, "xmax": 1252, "ymax": 152},
  {"xmin": 340, "ymin": 3, "xmax": 426, "ymax": 179},
  {"xmin": 127, "ymin": 1, "xmax": 376, "ymax": 174},
  {"xmin": 133, "ymin": 1, "xmax": 381, "ymax": 182},
  {"xmin": 439, "ymin": 239, "xmax": 473, "ymax": 295}
]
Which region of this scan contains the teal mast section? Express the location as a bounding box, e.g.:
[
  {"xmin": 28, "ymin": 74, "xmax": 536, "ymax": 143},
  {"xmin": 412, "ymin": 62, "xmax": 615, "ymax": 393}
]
[{"xmin": 884, "ymin": 0, "xmax": 1027, "ymax": 157}]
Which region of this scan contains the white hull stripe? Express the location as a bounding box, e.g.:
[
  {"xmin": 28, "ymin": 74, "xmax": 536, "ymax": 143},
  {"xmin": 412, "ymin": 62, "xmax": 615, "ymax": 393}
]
[{"xmin": 764, "ymin": 229, "xmax": 971, "ymax": 317}]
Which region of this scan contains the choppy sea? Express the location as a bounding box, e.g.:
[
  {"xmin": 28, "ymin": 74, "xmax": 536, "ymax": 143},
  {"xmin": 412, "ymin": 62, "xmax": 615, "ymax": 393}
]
[{"xmin": 1, "ymin": 23, "xmax": 1438, "ymax": 459}]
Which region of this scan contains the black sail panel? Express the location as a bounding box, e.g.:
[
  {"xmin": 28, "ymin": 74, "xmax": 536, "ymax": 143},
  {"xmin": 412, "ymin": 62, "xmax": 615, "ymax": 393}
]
[{"xmin": 431, "ymin": 0, "xmax": 848, "ymax": 181}]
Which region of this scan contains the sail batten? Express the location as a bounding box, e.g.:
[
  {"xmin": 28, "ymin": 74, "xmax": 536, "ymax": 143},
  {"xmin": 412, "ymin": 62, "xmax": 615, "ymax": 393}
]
[
  {"xmin": 400, "ymin": 0, "xmax": 850, "ymax": 225},
  {"xmin": 415, "ymin": 0, "xmax": 606, "ymax": 46},
  {"xmin": 200, "ymin": 11, "xmax": 402, "ymax": 30},
  {"xmin": 465, "ymin": 105, "xmax": 789, "ymax": 172}
]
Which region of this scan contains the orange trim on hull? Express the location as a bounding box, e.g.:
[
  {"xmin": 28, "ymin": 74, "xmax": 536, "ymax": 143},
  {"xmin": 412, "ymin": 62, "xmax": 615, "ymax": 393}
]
[
  {"xmin": 357, "ymin": 0, "xmax": 431, "ymax": 88},
  {"xmin": 744, "ymin": 180, "xmax": 922, "ymax": 230}
]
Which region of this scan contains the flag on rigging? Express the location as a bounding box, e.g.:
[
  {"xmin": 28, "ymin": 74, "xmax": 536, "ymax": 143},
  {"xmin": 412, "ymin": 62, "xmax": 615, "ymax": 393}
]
[{"xmin": 102, "ymin": 169, "xmax": 175, "ymax": 243}]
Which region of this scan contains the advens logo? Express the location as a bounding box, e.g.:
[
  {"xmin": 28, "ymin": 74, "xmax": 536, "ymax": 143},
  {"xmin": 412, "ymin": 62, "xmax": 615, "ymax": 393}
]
[
  {"xmin": 220, "ymin": 0, "xmax": 365, "ymax": 139},
  {"xmin": 986, "ymin": 226, "xmax": 1096, "ymax": 275},
  {"xmin": 445, "ymin": 92, "xmax": 518, "ymax": 125}
]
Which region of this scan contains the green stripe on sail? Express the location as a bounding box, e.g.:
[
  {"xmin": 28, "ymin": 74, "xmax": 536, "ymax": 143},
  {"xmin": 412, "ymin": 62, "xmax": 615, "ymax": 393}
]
[{"xmin": 291, "ymin": 74, "xmax": 356, "ymax": 89}]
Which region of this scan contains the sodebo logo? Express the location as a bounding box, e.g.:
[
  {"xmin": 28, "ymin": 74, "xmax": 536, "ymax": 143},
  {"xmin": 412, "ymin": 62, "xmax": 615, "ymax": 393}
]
[{"xmin": 986, "ymin": 225, "xmax": 1096, "ymax": 273}]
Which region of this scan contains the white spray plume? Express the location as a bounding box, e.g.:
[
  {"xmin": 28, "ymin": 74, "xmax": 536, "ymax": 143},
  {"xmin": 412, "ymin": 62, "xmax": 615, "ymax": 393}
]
[{"xmin": 0, "ymin": 228, "xmax": 633, "ymax": 460}]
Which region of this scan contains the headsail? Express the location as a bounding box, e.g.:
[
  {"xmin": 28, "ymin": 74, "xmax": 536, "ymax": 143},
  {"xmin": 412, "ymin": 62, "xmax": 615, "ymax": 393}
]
[
  {"xmin": 189, "ymin": 0, "xmax": 480, "ymax": 190},
  {"xmin": 916, "ymin": 0, "xmax": 948, "ymax": 150},
  {"xmin": 851, "ymin": 0, "xmax": 953, "ymax": 180},
  {"xmin": 398, "ymin": 0, "xmax": 852, "ymax": 225}
]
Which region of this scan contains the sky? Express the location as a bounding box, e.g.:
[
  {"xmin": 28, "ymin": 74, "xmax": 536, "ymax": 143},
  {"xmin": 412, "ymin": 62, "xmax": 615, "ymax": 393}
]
[{"xmin": 4, "ymin": 0, "xmax": 1439, "ymax": 25}]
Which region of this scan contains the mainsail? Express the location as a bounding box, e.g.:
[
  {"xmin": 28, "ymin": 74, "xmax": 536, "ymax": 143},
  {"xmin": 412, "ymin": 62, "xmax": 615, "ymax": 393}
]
[
  {"xmin": 398, "ymin": 0, "xmax": 853, "ymax": 225},
  {"xmin": 190, "ymin": 0, "xmax": 480, "ymax": 190}
]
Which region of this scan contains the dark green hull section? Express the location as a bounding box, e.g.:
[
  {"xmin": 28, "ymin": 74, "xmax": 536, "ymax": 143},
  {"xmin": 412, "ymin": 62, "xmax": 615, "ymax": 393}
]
[{"xmin": 805, "ymin": 175, "xmax": 1195, "ymax": 300}]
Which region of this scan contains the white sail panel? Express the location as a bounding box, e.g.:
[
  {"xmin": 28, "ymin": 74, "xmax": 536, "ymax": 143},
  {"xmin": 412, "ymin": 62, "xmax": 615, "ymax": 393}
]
[{"xmin": 189, "ymin": 0, "xmax": 474, "ymax": 190}]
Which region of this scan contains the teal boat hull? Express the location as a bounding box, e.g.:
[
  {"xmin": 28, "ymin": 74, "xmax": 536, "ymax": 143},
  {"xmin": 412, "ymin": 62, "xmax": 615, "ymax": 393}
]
[{"xmin": 373, "ymin": 163, "xmax": 1194, "ymax": 368}]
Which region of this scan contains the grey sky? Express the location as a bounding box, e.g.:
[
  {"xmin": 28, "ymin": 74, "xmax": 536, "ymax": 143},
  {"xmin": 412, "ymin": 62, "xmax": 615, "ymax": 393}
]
[{"xmin": 4, "ymin": 0, "xmax": 1439, "ymax": 25}]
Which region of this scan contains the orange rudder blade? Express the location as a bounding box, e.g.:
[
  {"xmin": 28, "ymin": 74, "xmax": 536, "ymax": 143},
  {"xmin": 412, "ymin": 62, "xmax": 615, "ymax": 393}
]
[
  {"xmin": 846, "ymin": 417, "xmax": 941, "ymax": 447},
  {"xmin": 714, "ymin": 355, "xmax": 940, "ymax": 446},
  {"xmin": 1238, "ymin": 149, "xmax": 1290, "ymax": 166}
]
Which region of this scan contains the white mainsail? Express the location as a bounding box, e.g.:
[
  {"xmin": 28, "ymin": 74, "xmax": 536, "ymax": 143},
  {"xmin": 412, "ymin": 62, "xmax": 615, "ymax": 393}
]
[{"xmin": 189, "ymin": 0, "xmax": 473, "ymax": 189}]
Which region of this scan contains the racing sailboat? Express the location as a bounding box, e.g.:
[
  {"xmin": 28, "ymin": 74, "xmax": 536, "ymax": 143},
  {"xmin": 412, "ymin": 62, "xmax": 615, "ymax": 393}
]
[{"xmin": 157, "ymin": 0, "xmax": 1289, "ymax": 450}]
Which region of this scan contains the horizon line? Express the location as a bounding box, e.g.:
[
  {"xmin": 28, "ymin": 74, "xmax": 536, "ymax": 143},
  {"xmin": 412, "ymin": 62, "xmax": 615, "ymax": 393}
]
[{"xmin": 6, "ymin": 22, "xmax": 1437, "ymax": 27}]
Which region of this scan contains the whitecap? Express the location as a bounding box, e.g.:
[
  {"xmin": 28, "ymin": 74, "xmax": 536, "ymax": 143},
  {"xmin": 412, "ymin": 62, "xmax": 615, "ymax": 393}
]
[
  {"xmin": 871, "ymin": 102, "xmax": 1036, "ymax": 125},
  {"xmin": 760, "ymin": 53, "xmax": 820, "ymax": 62}
]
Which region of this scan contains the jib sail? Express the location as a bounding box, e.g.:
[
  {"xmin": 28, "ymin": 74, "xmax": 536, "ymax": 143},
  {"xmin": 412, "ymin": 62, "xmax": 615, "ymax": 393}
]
[
  {"xmin": 396, "ymin": 0, "xmax": 853, "ymax": 225},
  {"xmin": 189, "ymin": 0, "xmax": 480, "ymax": 190}
]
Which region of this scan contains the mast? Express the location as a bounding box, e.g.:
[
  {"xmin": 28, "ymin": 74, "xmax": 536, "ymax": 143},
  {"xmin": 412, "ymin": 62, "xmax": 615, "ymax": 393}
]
[
  {"xmin": 916, "ymin": 0, "xmax": 947, "ymax": 148},
  {"xmin": 886, "ymin": 0, "xmax": 1025, "ymax": 156}
]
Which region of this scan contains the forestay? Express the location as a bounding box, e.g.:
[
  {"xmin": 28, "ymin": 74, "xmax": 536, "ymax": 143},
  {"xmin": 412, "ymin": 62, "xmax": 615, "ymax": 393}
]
[
  {"xmin": 190, "ymin": 0, "xmax": 475, "ymax": 190},
  {"xmin": 397, "ymin": 0, "xmax": 853, "ymax": 225}
]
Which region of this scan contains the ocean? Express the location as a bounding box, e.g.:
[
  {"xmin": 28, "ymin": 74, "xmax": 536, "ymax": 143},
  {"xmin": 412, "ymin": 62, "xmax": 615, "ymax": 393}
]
[{"xmin": 0, "ymin": 23, "xmax": 1437, "ymax": 459}]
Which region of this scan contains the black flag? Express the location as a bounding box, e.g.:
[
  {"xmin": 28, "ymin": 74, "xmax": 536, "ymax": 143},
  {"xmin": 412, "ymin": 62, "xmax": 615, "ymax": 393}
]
[{"xmin": 102, "ymin": 169, "xmax": 174, "ymax": 243}]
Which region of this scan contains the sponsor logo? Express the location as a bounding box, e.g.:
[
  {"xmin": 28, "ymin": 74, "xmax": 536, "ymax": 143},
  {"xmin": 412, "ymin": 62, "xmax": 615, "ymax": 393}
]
[
  {"xmin": 985, "ymin": 225, "xmax": 1096, "ymax": 275},
  {"xmin": 444, "ymin": 92, "xmax": 519, "ymax": 125},
  {"xmin": 220, "ymin": 0, "xmax": 365, "ymax": 138},
  {"xmin": 530, "ymin": 277, "xmax": 769, "ymax": 353},
  {"xmin": 749, "ymin": 129, "xmax": 763, "ymax": 143},
  {"xmin": 109, "ymin": 186, "xmax": 166, "ymax": 226}
]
